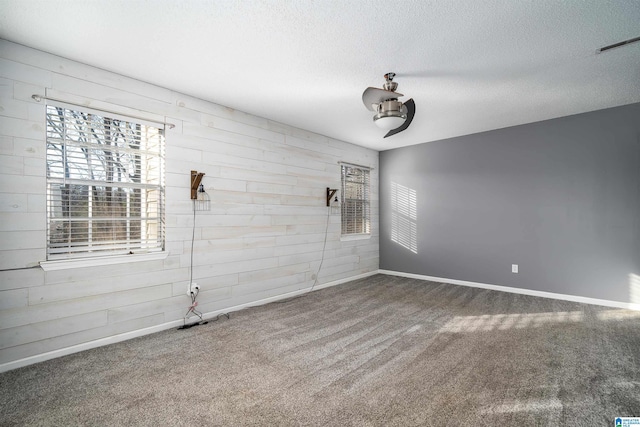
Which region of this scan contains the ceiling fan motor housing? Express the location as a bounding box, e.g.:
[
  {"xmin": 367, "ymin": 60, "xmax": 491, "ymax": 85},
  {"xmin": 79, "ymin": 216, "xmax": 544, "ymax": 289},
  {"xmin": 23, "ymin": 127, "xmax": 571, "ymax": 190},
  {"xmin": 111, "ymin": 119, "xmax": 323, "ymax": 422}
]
[{"xmin": 383, "ymin": 80, "xmax": 398, "ymax": 92}]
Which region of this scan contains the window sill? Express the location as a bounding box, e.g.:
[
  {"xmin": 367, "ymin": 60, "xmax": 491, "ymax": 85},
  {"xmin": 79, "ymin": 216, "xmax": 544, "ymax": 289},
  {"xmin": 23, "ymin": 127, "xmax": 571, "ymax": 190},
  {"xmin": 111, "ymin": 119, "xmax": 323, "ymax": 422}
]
[
  {"xmin": 39, "ymin": 251, "xmax": 168, "ymax": 271},
  {"xmin": 340, "ymin": 233, "xmax": 371, "ymax": 242}
]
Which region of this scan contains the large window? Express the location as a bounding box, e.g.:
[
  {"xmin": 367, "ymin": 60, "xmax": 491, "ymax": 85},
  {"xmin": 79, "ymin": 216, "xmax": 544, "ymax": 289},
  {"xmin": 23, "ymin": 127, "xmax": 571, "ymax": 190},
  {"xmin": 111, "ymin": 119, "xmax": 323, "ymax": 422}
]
[
  {"xmin": 46, "ymin": 104, "xmax": 165, "ymax": 260},
  {"xmin": 341, "ymin": 163, "xmax": 371, "ymax": 235}
]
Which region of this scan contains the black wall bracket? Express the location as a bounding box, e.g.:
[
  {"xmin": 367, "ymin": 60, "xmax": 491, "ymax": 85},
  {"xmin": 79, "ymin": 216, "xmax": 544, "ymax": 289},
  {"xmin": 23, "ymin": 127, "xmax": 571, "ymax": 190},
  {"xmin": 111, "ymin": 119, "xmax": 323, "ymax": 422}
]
[
  {"xmin": 326, "ymin": 187, "xmax": 338, "ymax": 207},
  {"xmin": 191, "ymin": 170, "xmax": 205, "ymax": 200}
]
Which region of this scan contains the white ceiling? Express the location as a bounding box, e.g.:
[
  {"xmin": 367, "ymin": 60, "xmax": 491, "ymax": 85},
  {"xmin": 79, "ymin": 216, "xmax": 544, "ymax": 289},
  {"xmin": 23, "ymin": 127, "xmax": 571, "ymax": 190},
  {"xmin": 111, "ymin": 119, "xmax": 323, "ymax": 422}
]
[{"xmin": 1, "ymin": 0, "xmax": 639, "ymax": 151}]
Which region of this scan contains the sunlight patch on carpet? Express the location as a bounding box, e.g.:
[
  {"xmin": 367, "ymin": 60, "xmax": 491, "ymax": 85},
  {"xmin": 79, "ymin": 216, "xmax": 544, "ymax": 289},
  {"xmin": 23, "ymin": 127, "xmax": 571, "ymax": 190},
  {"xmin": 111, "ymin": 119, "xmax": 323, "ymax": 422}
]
[
  {"xmin": 597, "ymin": 309, "xmax": 640, "ymax": 321},
  {"xmin": 439, "ymin": 311, "xmax": 583, "ymax": 333},
  {"xmin": 482, "ymin": 398, "xmax": 563, "ymax": 414}
]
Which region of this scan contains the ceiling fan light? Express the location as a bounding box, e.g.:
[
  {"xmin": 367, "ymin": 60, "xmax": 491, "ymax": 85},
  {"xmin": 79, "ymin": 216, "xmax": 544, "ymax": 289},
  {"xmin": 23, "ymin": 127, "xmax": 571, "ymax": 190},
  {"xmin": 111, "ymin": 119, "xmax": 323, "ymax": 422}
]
[{"xmin": 374, "ymin": 114, "xmax": 406, "ymax": 130}]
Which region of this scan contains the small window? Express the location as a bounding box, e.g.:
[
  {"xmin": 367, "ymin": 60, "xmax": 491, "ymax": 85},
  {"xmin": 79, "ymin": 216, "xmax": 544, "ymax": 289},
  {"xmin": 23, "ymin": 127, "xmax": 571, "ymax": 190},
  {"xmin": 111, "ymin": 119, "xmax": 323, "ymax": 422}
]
[
  {"xmin": 45, "ymin": 104, "xmax": 165, "ymax": 260},
  {"xmin": 341, "ymin": 163, "xmax": 371, "ymax": 235}
]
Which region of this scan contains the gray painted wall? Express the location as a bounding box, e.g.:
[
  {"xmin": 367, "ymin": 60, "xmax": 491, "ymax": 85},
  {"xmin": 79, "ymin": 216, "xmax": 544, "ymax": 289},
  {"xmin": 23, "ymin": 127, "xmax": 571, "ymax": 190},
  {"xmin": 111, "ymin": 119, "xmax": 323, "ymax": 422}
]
[{"xmin": 379, "ymin": 103, "xmax": 640, "ymax": 304}]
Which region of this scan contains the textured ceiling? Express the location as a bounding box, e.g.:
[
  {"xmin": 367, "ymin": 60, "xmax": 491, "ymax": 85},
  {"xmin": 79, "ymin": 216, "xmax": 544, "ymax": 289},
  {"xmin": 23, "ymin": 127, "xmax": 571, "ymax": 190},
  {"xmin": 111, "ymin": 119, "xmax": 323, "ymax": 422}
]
[{"xmin": 1, "ymin": 0, "xmax": 639, "ymax": 151}]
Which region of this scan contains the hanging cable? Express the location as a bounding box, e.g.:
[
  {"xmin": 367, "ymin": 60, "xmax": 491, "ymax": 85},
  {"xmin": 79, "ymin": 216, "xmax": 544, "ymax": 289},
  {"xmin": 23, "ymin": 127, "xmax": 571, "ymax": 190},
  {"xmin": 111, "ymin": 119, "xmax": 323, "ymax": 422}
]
[
  {"xmin": 310, "ymin": 205, "xmax": 331, "ymax": 292},
  {"xmin": 275, "ymin": 204, "xmax": 332, "ymax": 305},
  {"xmin": 189, "ymin": 200, "xmax": 196, "ymax": 288},
  {"xmin": 179, "ymin": 176, "xmax": 228, "ymax": 328},
  {"xmin": 178, "ymin": 199, "xmax": 207, "ymax": 330}
]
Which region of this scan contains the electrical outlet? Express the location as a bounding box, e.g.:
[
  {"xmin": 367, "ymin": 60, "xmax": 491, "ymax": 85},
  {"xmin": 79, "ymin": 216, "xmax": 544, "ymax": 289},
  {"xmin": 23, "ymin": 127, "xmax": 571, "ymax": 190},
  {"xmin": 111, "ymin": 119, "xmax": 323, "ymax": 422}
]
[
  {"xmin": 187, "ymin": 282, "xmax": 200, "ymax": 295},
  {"xmin": 511, "ymin": 264, "xmax": 519, "ymax": 274}
]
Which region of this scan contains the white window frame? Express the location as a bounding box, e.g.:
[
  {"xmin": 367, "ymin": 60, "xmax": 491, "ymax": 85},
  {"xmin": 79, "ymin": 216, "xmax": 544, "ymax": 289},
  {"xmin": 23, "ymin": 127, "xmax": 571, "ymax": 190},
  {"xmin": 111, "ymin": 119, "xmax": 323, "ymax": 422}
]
[
  {"xmin": 340, "ymin": 163, "xmax": 371, "ymax": 237},
  {"xmin": 43, "ymin": 102, "xmax": 166, "ymax": 266}
]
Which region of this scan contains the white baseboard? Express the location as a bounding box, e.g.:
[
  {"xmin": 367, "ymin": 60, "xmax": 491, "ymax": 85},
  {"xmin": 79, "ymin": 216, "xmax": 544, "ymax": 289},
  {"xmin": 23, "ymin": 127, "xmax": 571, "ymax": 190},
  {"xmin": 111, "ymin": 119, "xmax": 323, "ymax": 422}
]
[
  {"xmin": 378, "ymin": 269, "xmax": 640, "ymax": 311},
  {"xmin": 0, "ymin": 270, "xmax": 379, "ymax": 373}
]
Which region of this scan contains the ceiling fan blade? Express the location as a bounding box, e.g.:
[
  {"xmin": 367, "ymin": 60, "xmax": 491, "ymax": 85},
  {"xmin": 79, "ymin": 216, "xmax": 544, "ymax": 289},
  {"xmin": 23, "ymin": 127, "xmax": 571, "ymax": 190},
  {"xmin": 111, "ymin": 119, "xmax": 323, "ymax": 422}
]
[
  {"xmin": 384, "ymin": 98, "xmax": 415, "ymax": 138},
  {"xmin": 362, "ymin": 87, "xmax": 404, "ymax": 111}
]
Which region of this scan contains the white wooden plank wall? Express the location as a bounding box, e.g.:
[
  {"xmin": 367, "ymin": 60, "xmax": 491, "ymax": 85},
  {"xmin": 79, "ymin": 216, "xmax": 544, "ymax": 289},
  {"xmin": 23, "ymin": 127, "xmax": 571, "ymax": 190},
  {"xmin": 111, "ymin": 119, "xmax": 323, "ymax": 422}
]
[{"xmin": 0, "ymin": 40, "xmax": 379, "ymax": 368}]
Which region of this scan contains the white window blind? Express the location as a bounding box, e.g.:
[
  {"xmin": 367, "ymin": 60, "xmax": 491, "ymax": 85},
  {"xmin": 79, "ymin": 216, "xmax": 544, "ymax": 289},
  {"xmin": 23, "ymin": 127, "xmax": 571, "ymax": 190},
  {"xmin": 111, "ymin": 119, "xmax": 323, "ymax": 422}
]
[
  {"xmin": 46, "ymin": 104, "xmax": 165, "ymax": 260},
  {"xmin": 341, "ymin": 163, "xmax": 371, "ymax": 235}
]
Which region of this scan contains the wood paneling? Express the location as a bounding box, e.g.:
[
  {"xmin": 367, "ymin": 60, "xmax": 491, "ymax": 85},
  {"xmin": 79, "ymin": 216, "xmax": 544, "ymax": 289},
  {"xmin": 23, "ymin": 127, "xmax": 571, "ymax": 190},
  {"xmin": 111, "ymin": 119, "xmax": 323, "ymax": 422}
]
[{"xmin": 0, "ymin": 39, "xmax": 379, "ymax": 370}]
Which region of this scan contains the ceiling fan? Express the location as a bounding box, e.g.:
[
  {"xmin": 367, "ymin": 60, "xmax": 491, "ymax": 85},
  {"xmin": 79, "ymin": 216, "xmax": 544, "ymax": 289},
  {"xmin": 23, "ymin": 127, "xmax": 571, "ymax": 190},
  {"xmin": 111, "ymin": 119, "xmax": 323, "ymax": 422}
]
[{"xmin": 362, "ymin": 72, "xmax": 415, "ymax": 138}]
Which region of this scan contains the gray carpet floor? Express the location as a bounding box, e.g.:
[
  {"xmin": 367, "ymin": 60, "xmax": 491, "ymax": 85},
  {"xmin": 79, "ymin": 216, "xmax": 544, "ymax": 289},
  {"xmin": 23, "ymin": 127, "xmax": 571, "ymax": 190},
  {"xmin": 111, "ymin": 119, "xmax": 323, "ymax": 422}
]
[{"xmin": 1, "ymin": 274, "xmax": 639, "ymax": 426}]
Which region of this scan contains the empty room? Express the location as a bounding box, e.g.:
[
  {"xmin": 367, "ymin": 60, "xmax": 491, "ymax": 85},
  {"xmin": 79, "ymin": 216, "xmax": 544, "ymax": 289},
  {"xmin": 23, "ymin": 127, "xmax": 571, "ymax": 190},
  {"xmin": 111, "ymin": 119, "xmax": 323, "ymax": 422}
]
[{"xmin": 1, "ymin": 1, "xmax": 639, "ymax": 425}]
